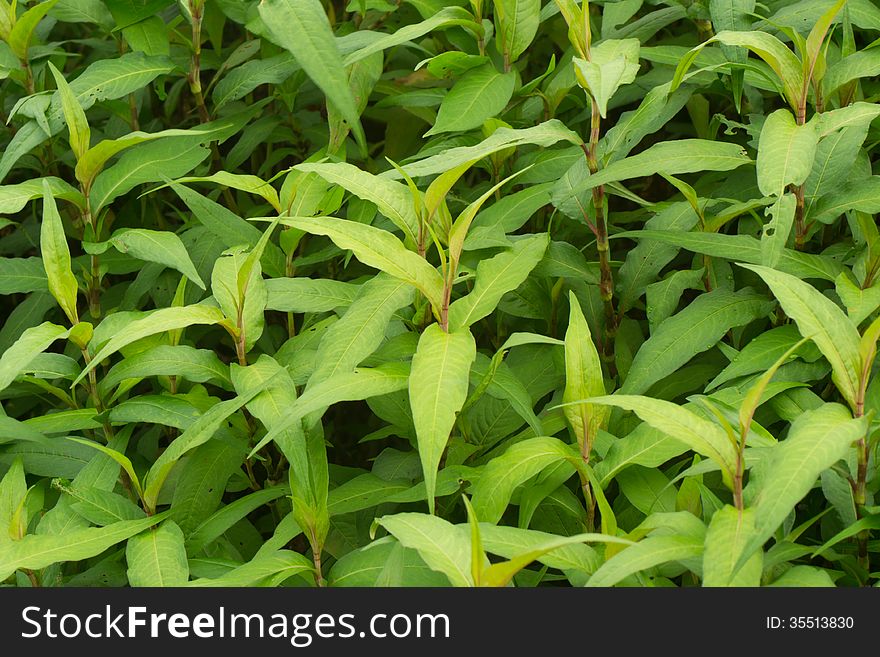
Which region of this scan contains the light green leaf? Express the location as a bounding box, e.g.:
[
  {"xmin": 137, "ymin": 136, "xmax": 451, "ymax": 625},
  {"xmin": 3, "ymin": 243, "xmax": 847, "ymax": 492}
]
[
  {"xmin": 574, "ymin": 39, "xmax": 640, "ymax": 118},
  {"xmin": 250, "ymin": 363, "xmax": 412, "ymax": 455},
  {"xmin": 86, "ymin": 229, "xmax": 205, "ymax": 289},
  {"xmin": 448, "ymin": 234, "xmax": 548, "ymax": 329},
  {"xmin": 0, "ymin": 513, "xmax": 167, "ymax": 581},
  {"xmin": 470, "ymin": 436, "xmax": 576, "ymax": 524},
  {"xmin": 307, "ymin": 274, "xmax": 415, "ymax": 386},
  {"xmin": 390, "ymin": 120, "xmax": 582, "ymax": 179},
  {"xmin": 426, "ymin": 64, "xmax": 516, "ymax": 136},
  {"xmin": 376, "ymin": 513, "xmax": 474, "ymax": 587},
  {"xmin": 586, "ymin": 534, "xmax": 704, "ymax": 587},
  {"xmin": 580, "ymin": 394, "xmax": 737, "ymax": 487},
  {"xmin": 258, "ymin": 0, "xmax": 367, "ymax": 155},
  {"xmin": 741, "ymin": 264, "xmax": 861, "ymax": 411},
  {"xmin": 0, "ymin": 322, "xmax": 70, "ymax": 393},
  {"xmin": 48, "ymin": 61, "xmax": 91, "ymax": 161},
  {"xmin": 343, "ymin": 6, "xmax": 478, "ymax": 67},
  {"xmin": 562, "ymin": 291, "xmax": 607, "ymax": 452},
  {"xmin": 99, "ymin": 345, "xmax": 230, "ymax": 396},
  {"xmin": 672, "ymin": 30, "xmax": 804, "ymax": 110},
  {"xmin": 294, "ymin": 162, "xmax": 420, "ymax": 246},
  {"xmin": 494, "ymin": 0, "xmax": 541, "ymax": 64},
  {"xmin": 0, "ymin": 177, "xmax": 85, "ymax": 215},
  {"xmin": 702, "ymin": 505, "xmax": 761, "ymax": 586},
  {"xmin": 126, "ymin": 520, "xmax": 189, "ymax": 586},
  {"xmin": 76, "ymin": 128, "xmax": 217, "ymax": 187},
  {"xmin": 265, "ymin": 277, "xmax": 359, "ymax": 314},
  {"xmin": 278, "ymin": 215, "xmax": 445, "ymax": 312},
  {"xmin": 741, "ymin": 403, "xmax": 866, "ymax": 568},
  {"xmin": 760, "ymin": 193, "xmax": 797, "ymax": 269},
  {"xmin": 620, "ymin": 289, "xmax": 773, "ymax": 395},
  {"xmin": 40, "ymin": 180, "xmax": 79, "ymax": 325},
  {"xmin": 756, "ymin": 109, "xmax": 818, "ymax": 196},
  {"xmin": 72, "ymin": 305, "xmax": 228, "ymax": 387},
  {"xmin": 8, "ymin": 0, "xmax": 59, "ymax": 59},
  {"xmin": 410, "ymin": 324, "xmax": 477, "ymax": 514},
  {"xmin": 188, "ymin": 550, "xmax": 313, "ymax": 586},
  {"xmin": 90, "ymin": 138, "xmax": 210, "ymax": 214}
]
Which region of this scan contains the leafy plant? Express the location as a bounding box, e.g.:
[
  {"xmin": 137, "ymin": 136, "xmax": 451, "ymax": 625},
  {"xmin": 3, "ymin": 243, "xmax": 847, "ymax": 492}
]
[{"xmin": 0, "ymin": 0, "xmax": 878, "ymax": 588}]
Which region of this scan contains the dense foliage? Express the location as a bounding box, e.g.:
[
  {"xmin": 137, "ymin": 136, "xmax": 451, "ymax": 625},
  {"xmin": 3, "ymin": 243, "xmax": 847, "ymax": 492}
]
[{"xmin": 0, "ymin": 0, "xmax": 879, "ymax": 588}]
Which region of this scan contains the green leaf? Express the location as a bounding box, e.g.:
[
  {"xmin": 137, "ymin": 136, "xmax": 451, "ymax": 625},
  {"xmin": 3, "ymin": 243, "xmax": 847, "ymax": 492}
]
[
  {"xmin": 185, "ymin": 487, "xmax": 289, "ymax": 555},
  {"xmin": 741, "ymin": 264, "xmax": 861, "ymax": 411},
  {"xmin": 375, "ymin": 513, "xmax": 474, "ymax": 587},
  {"xmin": 426, "ymin": 64, "xmax": 516, "ymax": 136},
  {"xmin": 574, "ymin": 39, "xmax": 640, "ymax": 118},
  {"xmin": 619, "ymin": 289, "xmax": 773, "ymax": 395},
  {"xmin": 171, "ymin": 183, "xmax": 286, "ymax": 278},
  {"xmin": 702, "ymin": 505, "xmax": 761, "ymax": 586},
  {"xmin": 172, "ymin": 172, "xmax": 281, "ymax": 212},
  {"xmin": 249, "ymin": 363, "xmax": 412, "ymax": 455},
  {"xmin": 740, "ymin": 403, "xmax": 867, "ymax": 568},
  {"xmin": 616, "ymin": 229, "xmax": 844, "ymax": 282},
  {"xmin": 188, "ymin": 550, "xmax": 313, "ymax": 586},
  {"xmin": 265, "ymin": 277, "xmax": 359, "ymax": 313},
  {"xmin": 563, "ymin": 139, "xmax": 751, "ymax": 196},
  {"xmin": 68, "ymin": 438, "xmax": 144, "ymax": 501},
  {"xmin": 494, "ymin": 0, "xmax": 540, "ymax": 63},
  {"xmin": 141, "ymin": 378, "xmax": 276, "ymax": 512},
  {"xmin": 72, "ymin": 305, "xmax": 228, "ymax": 387},
  {"xmin": 47, "ymin": 61, "xmax": 91, "ymax": 161},
  {"xmin": 0, "ymin": 513, "xmax": 167, "ymax": 581},
  {"xmin": 307, "ymin": 274, "xmax": 415, "ymax": 386},
  {"xmin": 0, "ymin": 53, "xmax": 176, "ymax": 182},
  {"xmin": 448, "ymin": 234, "xmax": 548, "ymax": 329},
  {"xmin": 756, "ymin": 109, "xmax": 818, "ymax": 196},
  {"xmin": 126, "ymin": 520, "xmax": 189, "ymax": 586},
  {"xmin": 0, "ymin": 322, "xmax": 70, "ymax": 393},
  {"xmin": 343, "ymin": 6, "xmax": 479, "ymax": 67},
  {"xmin": 470, "ymin": 436, "xmax": 576, "ymax": 524},
  {"xmin": 76, "ymin": 128, "xmax": 217, "ymax": 187},
  {"xmin": 278, "ymin": 216, "xmax": 445, "ymax": 312},
  {"xmin": 578, "ymin": 395, "xmax": 737, "ymax": 488},
  {"xmin": 90, "ymin": 138, "xmax": 211, "ymax": 214},
  {"xmin": 562, "ymin": 291, "xmax": 606, "ymax": 452},
  {"xmin": 672, "ymin": 30, "xmax": 804, "ymax": 110},
  {"xmin": 0, "ymin": 458, "xmax": 26, "ymax": 540},
  {"xmin": 586, "ymin": 534, "xmax": 704, "ymax": 587},
  {"xmin": 212, "ymin": 53, "xmax": 298, "ymax": 110},
  {"xmin": 708, "ymin": 0, "xmax": 756, "ymax": 109},
  {"xmin": 391, "ymin": 120, "xmax": 582, "ymax": 179},
  {"xmin": 170, "ymin": 440, "xmax": 244, "ymax": 536},
  {"xmin": 258, "ymin": 0, "xmax": 367, "ymax": 156},
  {"xmin": 63, "ymin": 485, "xmax": 146, "ymax": 525},
  {"xmin": 760, "ymin": 194, "xmax": 797, "ymax": 269},
  {"xmin": 294, "ymin": 162, "xmax": 420, "ymax": 247},
  {"xmin": 410, "ymin": 324, "xmax": 477, "ymax": 514},
  {"xmin": 86, "ymin": 229, "xmax": 205, "ymax": 289},
  {"xmin": 0, "ymin": 177, "xmax": 85, "ymax": 215},
  {"xmin": 99, "ymin": 344, "xmax": 230, "ymax": 396},
  {"xmin": 479, "ymin": 524, "xmax": 601, "ymax": 575},
  {"xmin": 40, "ymin": 180, "xmax": 79, "ymax": 325},
  {"xmin": 7, "ymin": 0, "xmax": 59, "ymax": 59},
  {"xmin": 707, "ymin": 325, "xmax": 820, "ymax": 391}
]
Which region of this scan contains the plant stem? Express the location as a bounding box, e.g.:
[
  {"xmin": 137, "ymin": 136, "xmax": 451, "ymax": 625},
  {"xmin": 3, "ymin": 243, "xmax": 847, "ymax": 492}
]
[
  {"xmin": 733, "ymin": 452, "xmax": 744, "ymax": 512},
  {"xmin": 583, "ymin": 101, "xmax": 617, "ymax": 372},
  {"xmin": 793, "ymin": 103, "xmax": 808, "ymax": 251},
  {"xmin": 187, "ymin": 5, "xmax": 210, "ymax": 124},
  {"xmin": 20, "ymin": 58, "xmax": 35, "ymax": 95}
]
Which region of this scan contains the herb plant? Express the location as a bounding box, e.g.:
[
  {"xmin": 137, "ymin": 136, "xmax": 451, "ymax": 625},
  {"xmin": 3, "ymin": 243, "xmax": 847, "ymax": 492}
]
[{"xmin": 1, "ymin": 0, "xmax": 879, "ymax": 588}]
